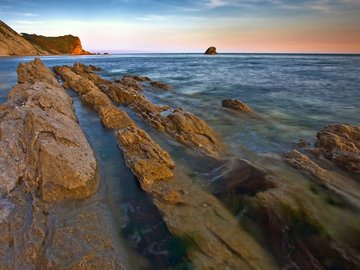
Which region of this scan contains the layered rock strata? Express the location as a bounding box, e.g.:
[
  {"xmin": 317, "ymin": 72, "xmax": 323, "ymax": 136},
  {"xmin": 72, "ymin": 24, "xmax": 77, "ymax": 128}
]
[
  {"xmin": 54, "ymin": 64, "xmax": 279, "ymax": 270},
  {"xmin": 57, "ymin": 63, "xmax": 223, "ymax": 159},
  {"xmin": 0, "ymin": 59, "xmax": 127, "ymax": 269}
]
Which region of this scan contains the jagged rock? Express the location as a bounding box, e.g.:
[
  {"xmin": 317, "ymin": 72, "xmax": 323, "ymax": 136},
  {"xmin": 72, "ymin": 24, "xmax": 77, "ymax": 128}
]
[
  {"xmin": 150, "ymin": 81, "xmax": 172, "ymax": 91},
  {"xmin": 284, "ymin": 149, "xmax": 360, "ymax": 209},
  {"xmin": 204, "ymin": 46, "xmax": 217, "ymax": 55},
  {"xmin": 0, "ymin": 59, "xmax": 126, "ymax": 269},
  {"xmin": 315, "ymin": 124, "xmax": 360, "ymax": 173},
  {"xmin": 17, "ymin": 58, "xmax": 59, "ymax": 86},
  {"xmin": 116, "ymin": 127, "xmax": 174, "ymax": 186},
  {"xmin": 222, "ymin": 99, "xmax": 253, "ymax": 113},
  {"xmin": 123, "ymin": 75, "xmax": 151, "ymax": 82},
  {"xmin": 164, "ymin": 109, "xmax": 223, "ymax": 158},
  {"xmin": 99, "ymin": 105, "xmax": 135, "ymax": 129},
  {"xmin": 0, "ymin": 59, "xmax": 98, "ymax": 201},
  {"xmin": 60, "ymin": 64, "xmax": 224, "ymax": 159},
  {"xmin": 115, "ymin": 76, "xmax": 143, "ymax": 91}
]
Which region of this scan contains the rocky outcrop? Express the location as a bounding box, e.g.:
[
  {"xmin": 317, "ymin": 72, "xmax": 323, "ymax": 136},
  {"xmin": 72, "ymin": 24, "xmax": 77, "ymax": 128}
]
[
  {"xmin": 58, "ymin": 63, "xmax": 224, "ymax": 159},
  {"xmin": 117, "ymin": 127, "xmax": 175, "ymax": 186},
  {"xmin": 213, "ymin": 157, "xmax": 360, "ymax": 270},
  {"xmin": 54, "ymin": 63, "xmax": 280, "ymax": 269},
  {"xmin": 0, "ymin": 59, "xmax": 127, "ymax": 269},
  {"xmin": 204, "ymin": 46, "xmax": 217, "ymax": 55},
  {"xmin": 0, "ymin": 20, "xmax": 46, "ymax": 56},
  {"xmin": 54, "ymin": 65, "xmax": 176, "ymax": 185},
  {"xmin": 0, "ymin": 20, "xmax": 90, "ymax": 56},
  {"xmin": 150, "ymin": 81, "xmax": 172, "ymax": 90},
  {"xmin": 315, "ymin": 124, "xmax": 360, "ymax": 174},
  {"xmin": 222, "ymin": 99, "xmax": 254, "ymax": 113},
  {"xmin": 22, "ymin": 34, "xmax": 91, "ymax": 55},
  {"xmin": 284, "ymin": 149, "xmax": 360, "ymax": 209}
]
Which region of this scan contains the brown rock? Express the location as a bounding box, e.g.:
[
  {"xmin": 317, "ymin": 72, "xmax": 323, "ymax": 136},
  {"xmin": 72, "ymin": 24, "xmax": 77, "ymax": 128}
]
[
  {"xmin": 115, "ymin": 76, "xmax": 143, "ymax": 91},
  {"xmin": 164, "ymin": 109, "xmax": 223, "ymax": 159},
  {"xmin": 56, "ymin": 63, "xmax": 224, "ymax": 159},
  {"xmin": 99, "ymin": 105, "xmax": 135, "ymax": 129},
  {"xmin": 150, "ymin": 81, "xmax": 172, "ymax": 91},
  {"xmin": 315, "ymin": 124, "xmax": 360, "ymax": 173},
  {"xmin": 123, "ymin": 75, "xmax": 151, "ymax": 82},
  {"xmin": 284, "ymin": 149, "xmax": 360, "ymax": 209},
  {"xmin": 0, "ymin": 59, "xmax": 126, "ymax": 269},
  {"xmin": 116, "ymin": 126, "xmax": 174, "ymax": 186},
  {"xmin": 222, "ymin": 99, "xmax": 253, "ymax": 113},
  {"xmin": 204, "ymin": 46, "xmax": 217, "ymax": 55}
]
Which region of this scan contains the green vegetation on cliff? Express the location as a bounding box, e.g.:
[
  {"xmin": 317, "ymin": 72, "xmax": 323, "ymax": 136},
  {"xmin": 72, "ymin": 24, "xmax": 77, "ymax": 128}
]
[{"xmin": 22, "ymin": 33, "xmax": 90, "ymax": 55}]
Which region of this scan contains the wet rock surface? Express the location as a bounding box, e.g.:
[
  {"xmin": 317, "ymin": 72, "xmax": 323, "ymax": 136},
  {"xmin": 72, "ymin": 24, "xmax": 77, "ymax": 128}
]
[
  {"xmin": 58, "ymin": 63, "xmax": 224, "ymax": 159},
  {"xmin": 222, "ymin": 98, "xmax": 254, "ymax": 113},
  {"xmin": 54, "ymin": 62, "xmax": 280, "ymax": 269},
  {"xmin": 150, "ymin": 81, "xmax": 172, "ymax": 90},
  {"xmin": 0, "ymin": 59, "xmax": 127, "ymax": 269},
  {"xmin": 315, "ymin": 124, "xmax": 360, "ymax": 174}
]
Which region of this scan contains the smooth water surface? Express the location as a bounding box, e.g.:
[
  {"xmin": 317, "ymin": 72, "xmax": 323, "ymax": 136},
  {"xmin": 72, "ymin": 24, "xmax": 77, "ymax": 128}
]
[{"xmin": 1, "ymin": 54, "xmax": 359, "ymax": 269}]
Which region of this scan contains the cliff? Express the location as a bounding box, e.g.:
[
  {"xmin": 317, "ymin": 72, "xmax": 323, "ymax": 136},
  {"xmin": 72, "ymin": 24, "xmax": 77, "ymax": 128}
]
[
  {"xmin": 0, "ymin": 20, "xmax": 91, "ymax": 56},
  {"xmin": 0, "ymin": 20, "xmax": 46, "ymax": 56},
  {"xmin": 22, "ymin": 33, "xmax": 91, "ymax": 55}
]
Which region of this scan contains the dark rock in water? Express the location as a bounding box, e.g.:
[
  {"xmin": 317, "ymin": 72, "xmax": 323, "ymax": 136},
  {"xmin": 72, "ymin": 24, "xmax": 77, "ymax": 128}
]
[
  {"xmin": 222, "ymin": 99, "xmax": 253, "ymax": 113},
  {"xmin": 150, "ymin": 81, "xmax": 172, "ymax": 91},
  {"xmin": 212, "ymin": 158, "xmax": 277, "ymax": 198},
  {"xmin": 295, "ymin": 139, "xmax": 311, "ymax": 148},
  {"xmin": 123, "ymin": 74, "xmax": 151, "ymax": 82},
  {"xmin": 315, "ymin": 124, "xmax": 360, "ymax": 174},
  {"xmin": 204, "ymin": 46, "xmax": 217, "ymax": 55}
]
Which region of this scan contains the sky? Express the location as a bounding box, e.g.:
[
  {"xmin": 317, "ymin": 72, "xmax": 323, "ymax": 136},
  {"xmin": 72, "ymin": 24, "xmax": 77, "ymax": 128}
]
[{"xmin": 0, "ymin": 0, "xmax": 360, "ymax": 53}]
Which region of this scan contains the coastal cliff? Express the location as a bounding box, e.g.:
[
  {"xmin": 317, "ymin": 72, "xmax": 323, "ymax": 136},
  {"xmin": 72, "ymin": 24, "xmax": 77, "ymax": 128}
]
[
  {"xmin": 0, "ymin": 20, "xmax": 91, "ymax": 56},
  {"xmin": 22, "ymin": 33, "xmax": 91, "ymax": 55}
]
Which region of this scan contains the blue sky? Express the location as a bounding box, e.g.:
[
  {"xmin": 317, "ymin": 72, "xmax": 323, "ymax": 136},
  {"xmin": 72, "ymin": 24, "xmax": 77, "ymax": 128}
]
[{"xmin": 1, "ymin": 0, "xmax": 360, "ymax": 52}]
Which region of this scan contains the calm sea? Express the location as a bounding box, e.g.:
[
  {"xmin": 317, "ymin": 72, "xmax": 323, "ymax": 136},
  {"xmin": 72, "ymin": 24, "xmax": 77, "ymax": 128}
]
[{"xmin": 1, "ymin": 54, "xmax": 359, "ymax": 269}]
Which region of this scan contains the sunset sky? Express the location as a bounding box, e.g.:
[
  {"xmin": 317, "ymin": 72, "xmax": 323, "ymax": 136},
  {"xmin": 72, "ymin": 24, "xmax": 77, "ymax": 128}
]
[{"xmin": 1, "ymin": 0, "xmax": 360, "ymax": 53}]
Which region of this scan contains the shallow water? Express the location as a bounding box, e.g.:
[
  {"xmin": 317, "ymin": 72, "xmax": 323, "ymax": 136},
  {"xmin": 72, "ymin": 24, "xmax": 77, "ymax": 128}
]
[{"xmin": 1, "ymin": 54, "xmax": 360, "ymax": 269}]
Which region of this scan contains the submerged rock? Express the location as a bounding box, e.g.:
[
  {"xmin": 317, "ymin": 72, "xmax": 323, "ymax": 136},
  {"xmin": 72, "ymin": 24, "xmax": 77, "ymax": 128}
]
[
  {"xmin": 315, "ymin": 124, "xmax": 360, "ymax": 174},
  {"xmin": 222, "ymin": 98, "xmax": 253, "ymax": 113},
  {"xmin": 204, "ymin": 46, "xmax": 217, "ymax": 55},
  {"xmin": 123, "ymin": 74, "xmax": 151, "ymax": 82},
  {"xmin": 150, "ymin": 81, "xmax": 172, "ymax": 91}
]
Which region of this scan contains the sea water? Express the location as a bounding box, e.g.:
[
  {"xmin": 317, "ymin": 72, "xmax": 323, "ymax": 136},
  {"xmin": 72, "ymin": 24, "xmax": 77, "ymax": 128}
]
[{"xmin": 1, "ymin": 54, "xmax": 359, "ymax": 269}]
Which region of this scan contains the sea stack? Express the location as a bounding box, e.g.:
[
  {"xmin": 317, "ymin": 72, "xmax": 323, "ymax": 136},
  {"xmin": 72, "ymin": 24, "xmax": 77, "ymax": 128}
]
[{"xmin": 205, "ymin": 46, "xmax": 217, "ymax": 55}]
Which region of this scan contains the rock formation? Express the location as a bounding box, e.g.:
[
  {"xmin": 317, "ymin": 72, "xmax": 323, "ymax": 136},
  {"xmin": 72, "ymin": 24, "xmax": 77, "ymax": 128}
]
[
  {"xmin": 0, "ymin": 59, "xmax": 127, "ymax": 269},
  {"xmin": 204, "ymin": 46, "xmax": 217, "ymax": 55},
  {"xmin": 0, "ymin": 20, "xmax": 90, "ymax": 56},
  {"xmin": 0, "ymin": 20, "xmax": 46, "ymax": 56},
  {"xmin": 54, "ymin": 62, "xmax": 279, "ymax": 270},
  {"xmin": 315, "ymin": 124, "xmax": 360, "ymax": 174},
  {"xmin": 222, "ymin": 98, "xmax": 254, "ymax": 113},
  {"xmin": 57, "ymin": 63, "xmax": 224, "ymax": 159},
  {"xmin": 22, "ymin": 34, "xmax": 91, "ymax": 55},
  {"xmin": 150, "ymin": 81, "xmax": 172, "ymax": 90}
]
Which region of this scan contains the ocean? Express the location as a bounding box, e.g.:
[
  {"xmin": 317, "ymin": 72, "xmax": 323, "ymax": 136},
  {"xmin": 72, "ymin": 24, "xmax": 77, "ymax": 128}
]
[{"xmin": 1, "ymin": 54, "xmax": 359, "ymax": 269}]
